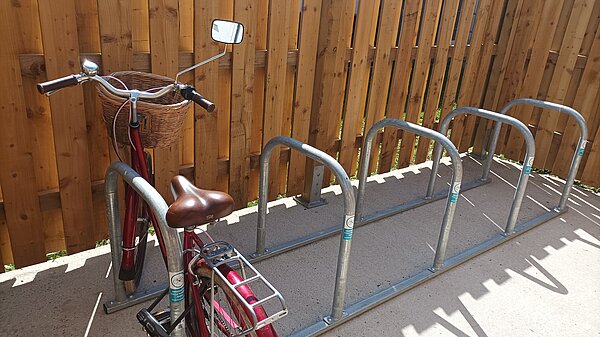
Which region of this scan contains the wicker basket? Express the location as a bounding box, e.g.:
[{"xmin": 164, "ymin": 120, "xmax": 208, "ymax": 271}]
[{"xmin": 96, "ymin": 71, "xmax": 191, "ymax": 148}]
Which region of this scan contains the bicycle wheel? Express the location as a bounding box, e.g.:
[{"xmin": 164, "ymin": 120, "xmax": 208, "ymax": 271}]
[{"xmin": 190, "ymin": 264, "xmax": 278, "ymax": 337}]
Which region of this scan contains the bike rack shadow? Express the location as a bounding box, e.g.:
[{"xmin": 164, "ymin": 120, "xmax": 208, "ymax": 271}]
[{"xmin": 103, "ymin": 162, "xmax": 186, "ymax": 337}]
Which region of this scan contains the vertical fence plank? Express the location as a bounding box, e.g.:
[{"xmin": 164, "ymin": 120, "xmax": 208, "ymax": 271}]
[
  {"xmin": 247, "ymin": 0, "xmax": 269, "ymax": 201},
  {"xmin": 229, "ymin": 0, "xmax": 257, "ymax": 208},
  {"xmin": 462, "ymin": 0, "xmax": 506, "ymax": 151},
  {"xmin": 0, "ymin": 1, "xmax": 46, "ymax": 266},
  {"xmin": 179, "ymin": 0, "xmax": 195, "ymax": 167},
  {"xmin": 288, "ymin": 0, "xmax": 324, "ymax": 195},
  {"xmin": 454, "ymin": 0, "xmax": 502, "ymax": 151},
  {"xmin": 534, "ymin": 0, "xmax": 595, "ymax": 169},
  {"xmin": 149, "ymin": 0, "xmax": 181, "ymax": 203},
  {"xmin": 263, "ymin": 0, "xmax": 292, "ymax": 200},
  {"xmin": 97, "ymin": 1, "xmax": 133, "ymax": 76},
  {"xmin": 497, "ymin": 0, "xmax": 564, "ymax": 160},
  {"xmin": 194, "ymin": 0, "xmax": 220, "ymax": 191},
  {"xmin": 553, "ymin": 27, "xmax": 600, "ymax": 176},
  {"xmin": 339, "ymin": 0, "xmax": 379, "ymax": 177},
  {"xmin": 278, "ymin": 0, "xmax": 301, "ymax": 195},
  {"xmin": 76, "ymin": 0, "xmax": 110, "ymax": 242},
  {"xmin": 380, "ymin": 0, "xmax": 422, "ymax": 172},
  {"xmin": 304, "ymin": 0, "xmax": 354, "ymax": 196},
  {"xmin": 414, "ymin": 0, "xmax": 460, "ymax": 163},
  {"xmin": 132, "ymin": 0, "xmax": 150, "ymax": 52},
  {"xmin": 397, "ymin": 0, "xmax": 442, "ymax": 168},
  {"xmin": 463, "ymin": 0, "xmax": 539, "ymax": 153},
  {"xmin": 363, "ymin": 0, "xmax": 403, "ymax": 173},
  {"xmin": 217, "ymin": 1, "xmax": 234, "ymax": 193},
  {"xmin": 37, "ymin": 0, "xmax": 97, "ymax": 253},
  {"xmin": 439, "ymin": 0, "xmax": 478, "ymax": 129},
  {"xmin": 14, "ymin": 0, "xmax": 65, "ymax": 253}
]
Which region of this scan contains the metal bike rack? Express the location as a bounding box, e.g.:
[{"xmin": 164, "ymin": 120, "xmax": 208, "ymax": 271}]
[
  {"xmin": 292, "ymin": 114, "xmax": 536, "ymax": 337},
  {"xmin": 431, "ymin": 107, "xmax": 536, "ymax": 234},
  {"xmin": 104, "ymin": 162, "xmax": 186, "ymax": 337},
  {"xmin": 252, "ymin": 136, "xmax": 356, "ymax": 323},
  {"xmin": 484, "ymin": 98, "xmax": 589, "ymax": 214},
  {"xmin": 356, "ymin": 118, "xmax": 464, "ymax": 271}
]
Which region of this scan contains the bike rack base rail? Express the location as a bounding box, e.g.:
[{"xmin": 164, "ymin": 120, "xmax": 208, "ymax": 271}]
[{"xmin": 289, "ymin": 206, "xmax": 566, "ymax": 337}]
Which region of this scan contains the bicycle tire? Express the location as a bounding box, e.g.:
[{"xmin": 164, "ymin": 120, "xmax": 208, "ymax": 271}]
[{"xmin": 190, "ymin": 264, "xmax": 278, "ymax": 337}]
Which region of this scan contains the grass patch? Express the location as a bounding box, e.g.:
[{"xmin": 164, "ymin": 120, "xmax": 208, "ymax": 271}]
[
  {"xmin": 4, "ymin": 264, "xmax": 15, "ymax": 272},
  {"xmin": 46, "ymin": 250, "xmax": 67, "ymax": 261}
]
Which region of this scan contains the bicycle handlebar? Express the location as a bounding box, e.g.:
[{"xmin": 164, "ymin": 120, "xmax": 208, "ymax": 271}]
[
  {"xmin": 37, "ymin": 74, "xmax": 82, "ymax": 94},
  {"xmin": 180, "ymin": 86, "xmax": 215, "ymax": 112},
  {"xmin": 36, "ymin": 62, "xmax": 215, "ymax": 112}
]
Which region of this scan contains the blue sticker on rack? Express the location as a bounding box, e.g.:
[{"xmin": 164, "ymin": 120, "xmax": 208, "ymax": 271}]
[
  {"xmin": 524, "ymin": 166, "xmax": 532, "ymax": 174},
  {"xmin": 343, "ymin": 228, "xmax": 353, "ymax": 240},
  {"xmin": 578, "ymin": 147, "xmax": 585, "ymax": 156},
  {"xmin": 170, "ymin": 286, "xmax": 184, "ymax": 302},
  {"xmin": 450, "ymin": 192, "xmax": 459, "ymax": 203}
]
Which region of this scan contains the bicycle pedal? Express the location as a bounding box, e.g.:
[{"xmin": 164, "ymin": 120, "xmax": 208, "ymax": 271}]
[{"xmin": 137, "ymin": 308, "xmax": 170, "ymax": 337}]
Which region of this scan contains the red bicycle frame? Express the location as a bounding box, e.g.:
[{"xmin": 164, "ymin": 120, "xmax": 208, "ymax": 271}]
[{"xmin": 120, "ymin": 125, "xmax": 167, "ymax": 272}]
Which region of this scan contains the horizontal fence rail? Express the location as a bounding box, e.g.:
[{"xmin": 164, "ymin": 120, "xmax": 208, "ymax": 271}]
[{"xmin": 1, "ymin": 0, "xmax": 600, "ymax": 269}]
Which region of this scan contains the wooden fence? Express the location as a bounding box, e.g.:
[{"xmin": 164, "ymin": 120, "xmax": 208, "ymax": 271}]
[{"xmin": 1, "ymin": 0, "xmax": 599, "ymax": 269}]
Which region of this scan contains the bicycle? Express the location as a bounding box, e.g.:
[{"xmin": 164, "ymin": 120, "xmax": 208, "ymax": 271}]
[{"xmin": 37, "ymin": 19, "xmax": 287, "ymax": 337}]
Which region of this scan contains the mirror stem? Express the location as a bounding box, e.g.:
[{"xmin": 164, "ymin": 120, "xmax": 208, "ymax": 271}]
[{"xmin": 174, "ymin": 45, "xmax": 227, "ymax": 84}]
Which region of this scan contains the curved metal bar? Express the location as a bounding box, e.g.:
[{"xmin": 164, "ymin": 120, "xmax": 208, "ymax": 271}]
[
  {"xmin": 431, "ymin": 107, "xmax": 535, "ymax": 234},
  {"xmin": 356, "ymin": 119, "xmax": 463, "ymax": 271},
  {"xmin": 484, "ymin": 98, "xmax": 588, "ymax": 211},
  {"xmin": 104, "ymin": 162, "xmax": 185, "ymax": 337},
  {"xmin": 90, "ymin": 75, "xmax": 178, "ymax": 99},
  {"xmin": 256, "ymin": 136, "xmax": 355, "ymax": 322}
]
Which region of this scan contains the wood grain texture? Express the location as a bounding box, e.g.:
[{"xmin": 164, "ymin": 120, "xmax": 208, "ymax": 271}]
[
  {"xmin": 37, "ymin": 0, "xmax": 97, "ymax": 253},
  {"xmin": 247, "ymin": 0, "xmax": 269, "ymax": 201},
  {"xmin": 553, "ymin": 26, "xmax": 600, "ymax": 176},
  {"xmin": 454, "ymin": 0, "xmax": 499, "ymax": 152},
  {"xmin": 278, "ymin": 0, "xmax": 301, "ymax": 196},
  {"xmin": 534, "ymin": 0, "xmax": 595, "ymax": 169},
  {"xmin": 439, "ymin": 0, "xmax": 478, "ymax": 137},
  {"xmin": 229, "ymin": 0, "xmax": 257, "ymax": 208},
  {"xmin": 363, "ymin": 0, "xmax": 403, "ymax": 173},
  {"xmin": 414, "ymin": 0, "xmax": 460, "ymax": 163},
  {"xmin": 13, "ymin": 0, "xmax": 65, "ymax": 253},
  {"xmin": 288, "ymin": 0, "xmax": 324, "ymax": 195},
  {"xmin": 194, "ymin": 0, "xmax": 220, "ymax": 191},
  {"xmin": 303, "ymin": 0, "xmax": 354, "ymax": 197},
  {"xmin": 263, "ymin": 0, "xmax": 292, "ymax": 200},
  {"xmin": 497, "ymin": 0, "xmax": 565, "ymax": 160},
  {"xmin": 148, "ymin": 0, "xmax": 181, "ymax": 203},
  {"xmin": 0, "ymin": 1, "xmax": 47, "ymax": 266},
  {"xmin": 396, "ymin": 0, "xmax": 441, "ymax": 169},
  {"xmin": 379, "ymin": 0, "xmax": 422, "ymax": 172}
]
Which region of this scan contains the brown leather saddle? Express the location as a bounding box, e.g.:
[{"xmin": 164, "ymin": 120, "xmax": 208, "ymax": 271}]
[{"xmin": 166, "ymin": 175, "xmax": 234, "ymax": 228}]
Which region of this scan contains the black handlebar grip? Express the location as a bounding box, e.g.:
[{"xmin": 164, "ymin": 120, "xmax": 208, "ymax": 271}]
[
  {"xmin": 36, "ymin": 75, "xmax": 80, "ymax": 94},
  {"xmin": 180, "ymin": 86, "xmax": 216, "ymax": 112}
]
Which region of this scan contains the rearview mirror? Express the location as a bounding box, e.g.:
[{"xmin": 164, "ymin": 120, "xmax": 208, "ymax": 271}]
[{"xmin": 211, "ymin": 20, "xmax": 244, "ymax": 44}]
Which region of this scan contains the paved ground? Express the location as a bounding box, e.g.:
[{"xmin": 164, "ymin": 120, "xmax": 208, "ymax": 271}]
[{"xmin": 1, "ymin": 156, "xmax": 599, "ymax": 337}]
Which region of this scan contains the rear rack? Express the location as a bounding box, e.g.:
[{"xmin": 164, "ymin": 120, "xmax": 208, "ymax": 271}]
[{"xmin": 197, "ymin": 241, "xmax": 288, "ymax": 336}]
